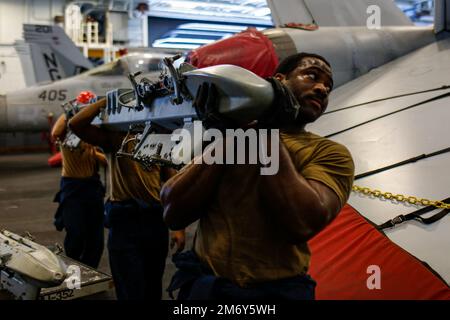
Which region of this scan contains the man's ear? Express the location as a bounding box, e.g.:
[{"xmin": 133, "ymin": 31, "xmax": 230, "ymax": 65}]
[{"xmin": 274, "ymin": 73, "xmax": 285, "ymax": 81}]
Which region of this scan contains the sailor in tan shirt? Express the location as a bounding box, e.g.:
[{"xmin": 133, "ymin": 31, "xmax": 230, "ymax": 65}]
[
  {"xmin": 162, "ymin": 52, "xmax": 355, "ymax": 300},
  {"xmin": 52, "ymin": 109, "xmax": 106, "ymax": 269},
  {"xmin": 69, "ymin": 98, "xmax": 186, "ymax": 300}
]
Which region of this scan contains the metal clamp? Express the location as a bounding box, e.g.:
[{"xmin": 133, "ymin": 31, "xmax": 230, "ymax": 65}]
[
  {"xmin": 163, "ymin": 54, "xmax": 184, "ymax": 105},
  {"xmin": 389, "ymin": 215, "xmax": 405, "ymax": 227}
]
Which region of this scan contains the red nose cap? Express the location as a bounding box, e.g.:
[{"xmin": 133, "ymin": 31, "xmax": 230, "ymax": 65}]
[{"xmin": 76, "ymin": 91, "xmax": 96, "ymax": 104}]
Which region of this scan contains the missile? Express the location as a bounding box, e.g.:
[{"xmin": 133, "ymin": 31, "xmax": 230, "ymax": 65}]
[
  {"xmin": 0, "ymin": 230, "xmax": 66, "ymax": 288},
  {"xmin": 96, "ymin": 63, "xmax": 274, "ymax": 130},
  {"xmin": 91, "ymin": 60, "xmax": 278, "ymax": 167}
]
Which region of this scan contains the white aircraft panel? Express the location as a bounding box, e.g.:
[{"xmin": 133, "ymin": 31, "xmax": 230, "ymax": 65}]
[
  {"xmin": 266, "ymin": 0, "xmax": 313, "ymax": 27},
  {"xmin": 325, "ymin": 38, "xmax": 450, "ymax": 110},
  {"xmin": 349, "ymin": 154, "xmax": 450, "ymax": 285},
  {"xmin": 309, "ymin": 37, "xmax": 450, "ymax": 284},
  {"xmin": 305, "ymin": 0, "xmax": 412, "ymax": 27},
  {"xmin": 312, "ymin": 95, "xmax": 450, "ymax": 175},
  {"xmin": 309, "ymin": 37, "xmax": 450, "ymax": 176},
  {"xmin": 283, "ymin": 26, "xmax": 434, "ymax": 88},
  {"xmin": 312, "ymin": 89, "xmax": 450, "ymax": 135},
  {"xmin": 266, "ymin": 0, "xmax": 412, "ymax": 27}
]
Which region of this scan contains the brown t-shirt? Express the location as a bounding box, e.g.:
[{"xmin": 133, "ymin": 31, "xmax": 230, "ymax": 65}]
[
  {"xmin": 106, "ymin": 132, "xmax": 161, "ymax": 204},
  {"xmin": 194, "ymin": 130, "xmax": 355, "ymax": 287},
  {"xmin": 61, "ymin": 141, "xmax": 100, "ymax": 178}
]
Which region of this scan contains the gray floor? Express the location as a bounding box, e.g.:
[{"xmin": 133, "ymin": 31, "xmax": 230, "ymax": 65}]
[{"xmin": 0, "ymin": 152, "xmax": 196, "ymax": 300}]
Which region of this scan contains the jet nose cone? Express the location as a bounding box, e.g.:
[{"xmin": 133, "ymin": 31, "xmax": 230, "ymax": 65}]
[{"xmin": 0, "ymin": 95, "xmax": 7, "ymax": 130}]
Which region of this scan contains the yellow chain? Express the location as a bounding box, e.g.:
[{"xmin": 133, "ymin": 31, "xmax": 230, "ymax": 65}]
[{"xmin": 352, "ymin": 185, "xmax": 450, "ymax": 210}]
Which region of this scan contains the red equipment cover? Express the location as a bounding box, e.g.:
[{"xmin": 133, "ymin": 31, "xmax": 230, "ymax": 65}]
[
  {"xmin": 48, "ymin": 152, "xmax": 62, "ymax": 167},
  {"xmin": 308, "ymin": 204, "xmax": 450, "ymax": 299},
  {"xmin": 187, "ymin": 29, "xmax": 279, "ymax": 78}
]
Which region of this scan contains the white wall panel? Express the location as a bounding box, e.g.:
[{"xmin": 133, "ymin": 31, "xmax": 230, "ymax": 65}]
[
  {"xmin": 0, "ymin": 0, "xmax": 65, "ymax": 44},
  {"xmin": 0, "ymin": 46, "xmax": 26, "ymax": 94},
  {"xmin": 0, "ymin": 0, "xmax": 27, "ymax": 44}
]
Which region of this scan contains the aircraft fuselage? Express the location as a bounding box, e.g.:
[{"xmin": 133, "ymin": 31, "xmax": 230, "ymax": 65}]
[{"xmin": 0, "ymin": 74, "xmax": 133, "ymax": 132}]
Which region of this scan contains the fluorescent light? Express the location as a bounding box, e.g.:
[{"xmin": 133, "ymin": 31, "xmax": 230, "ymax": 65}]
[{"xmin": 148, "ymin": 0, "xmax": 272, "ymax": 24}]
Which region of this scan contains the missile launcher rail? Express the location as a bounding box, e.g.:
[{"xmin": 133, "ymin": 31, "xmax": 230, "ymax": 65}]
[{"xmin": 93, "ymin": 54, "xmax": 275, "ymax": 168}]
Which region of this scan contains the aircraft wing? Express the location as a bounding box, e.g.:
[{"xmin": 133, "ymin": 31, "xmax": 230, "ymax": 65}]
[
  {"xmin": 308, "ymin": 36, "xmax": 450, "ymax": 290},
  {"xmin": 267, "ymin": 0, "xmax": 412, "ymax": 27}
]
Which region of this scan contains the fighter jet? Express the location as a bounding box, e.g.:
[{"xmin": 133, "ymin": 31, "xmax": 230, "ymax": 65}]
[
  {"xmin": 0, "ymin": 24, "xmax": 179, "ymax": 132},
  {"xmin": 92, "ymin": 0, "xmax": 450, "ymax": 299}
]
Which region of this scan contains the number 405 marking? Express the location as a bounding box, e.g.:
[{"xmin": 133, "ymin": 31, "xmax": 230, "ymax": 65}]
[{"xmin": 38, "ymin": 89, "xmax": 67, "ymax": 101}]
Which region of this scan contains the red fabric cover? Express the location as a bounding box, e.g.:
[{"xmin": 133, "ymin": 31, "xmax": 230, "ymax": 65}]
[
  {"xmin": 187, "ymin": 28, "xmax": 279, "ymax": 78},
  {"xmin": 48, "ymin": 152, "xmax": 62, "ymax": 167},
  {"xmin": 308, "ymin": 204, "xmax": 450, "ymax": 300}
]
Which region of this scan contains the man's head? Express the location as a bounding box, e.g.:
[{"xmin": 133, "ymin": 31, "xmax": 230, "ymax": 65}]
[{"xmin": 274, "ymin": 52, "xmax": 333, "ymax": 124}]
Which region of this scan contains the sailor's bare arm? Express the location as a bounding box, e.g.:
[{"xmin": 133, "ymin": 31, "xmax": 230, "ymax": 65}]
[
  {"xmin": 95, "ymin": 149, "xmax": 108, "ymax": 167},
  {"xmin": 68, "ymin": 98, "xmax": 112, "ymax": 150},
  {"xmin": 161, "ymin": 159, "xmax": 224, "ymax": 230},
  {"xmin": 260, "ymin": 141, "xmax": 341, "ymax": 243},
  {"xmin": 51, "ymin": 114, "xmax": 67, "ymax": 141}
]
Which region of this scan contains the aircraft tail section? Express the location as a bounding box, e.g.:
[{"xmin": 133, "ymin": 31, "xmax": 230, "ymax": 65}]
[
  {"xmin": 267, "ymin": 0, "xmax": 412, "ymax": 27},
  {"xmin": 13, "ymin": 41, "xmax": 37, "ymax": 87},
  {"xmin": 17, "ymin": 24, "xmax": 93, "ymax": 84}
]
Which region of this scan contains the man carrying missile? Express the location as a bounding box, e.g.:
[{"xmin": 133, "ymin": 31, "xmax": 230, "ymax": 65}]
[
  {"xmin": 69, "ymin": 97, "xmax": 186, "ymax": 300},
  {"xmin": 52, "ymin": 91, "xmax": 106, "ymax": 269},
  {"xmin": 162, "ymin": 52, "xmax": 355, "ymax": 300}
]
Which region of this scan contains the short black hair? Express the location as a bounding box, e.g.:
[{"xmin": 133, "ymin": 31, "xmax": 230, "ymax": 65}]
[{"xmin": 274, "ymin": 52, "xmax": 332, "ymax": 76}]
